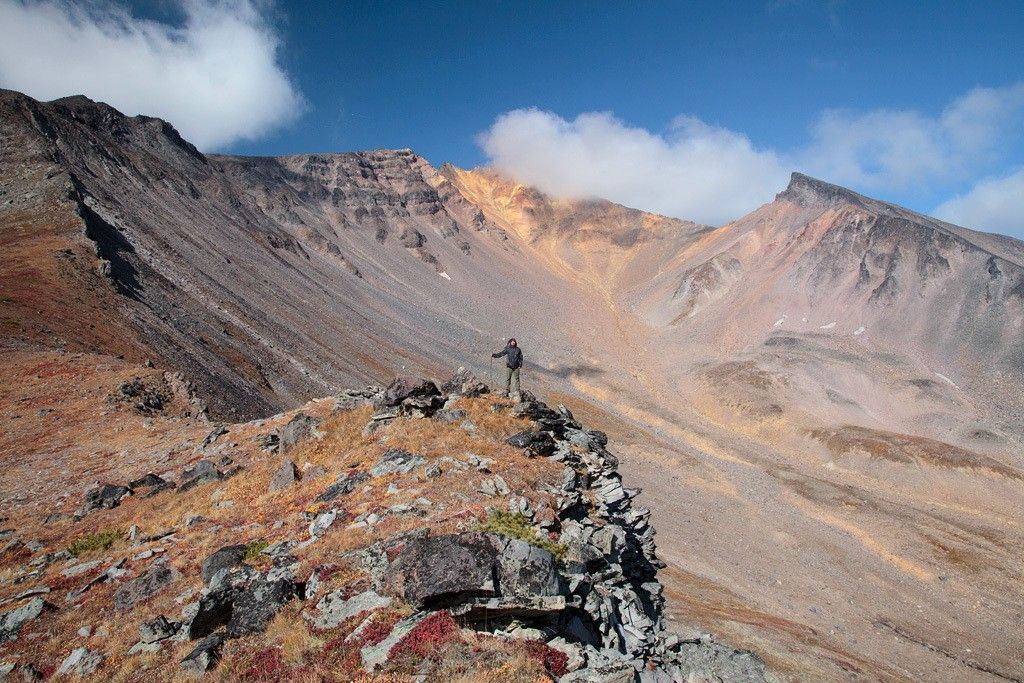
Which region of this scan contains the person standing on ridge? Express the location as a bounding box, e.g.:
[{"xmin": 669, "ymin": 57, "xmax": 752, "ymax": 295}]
[{"xmin": 492, "ymin": 338, "xmax": 523, "ymax": 401}]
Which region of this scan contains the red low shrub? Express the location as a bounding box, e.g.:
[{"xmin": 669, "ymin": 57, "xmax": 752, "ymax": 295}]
[
  {"xmin": 523, "ymin": 640, "xmax": 569, "ymax": 677},
  {"xmin": 389, "ymin": 611, "xmax": 459, "ymax": 661},
  {"xmin": 236, "ymin": 647, "xmax": 286, "ymax": 682}
]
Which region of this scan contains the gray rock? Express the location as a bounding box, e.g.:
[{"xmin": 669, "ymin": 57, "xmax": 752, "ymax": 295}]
[
  {"xmin": 399, "ymin": 394, "xmax": 445, "ymax": 417},
  {"xmin": 505, "ymin": 430, "xmax": 556, "ymax": 456},
  {"xmin": 0, "ymin": 597, "xmax": 46, "ymax": 643},
  {"xmin": 424, "ymin": 464, "xmax": 441, "ymax": 478},
  {"xmin": 305, "ymin": 590, "xmax": 392, "ymax": 630},
  {"xmin": 178, "ymin": 460, "xmax": 221, "ymax": 491},
  {"xmin": 360, "ymin": 612, "xmax": 428, "ymax": 671},
  {"xmin": 374, "ymin": 377, "xmax": 440, "ymax": 408},
  {"xmin": 268, "ymin": 460, "xmax": 298, "ymax": 492},
  {"xmin": 382, "ymin": 532, "xmax": 564, "ymax": 609},
  {"xmin": 370, "ymin": 449, "xmax": 426, "ymax": 477},
  {"xmin": 76, "ymin": 483, "xmax": 132, "ymax": 518},
  {"xmin": 114, "ymin": 558, "xmax": 182, "ymax": 609},
  {"xmin": 309, "ymin": 510, "xmax": 336, "ymax": 538},
  {"xmin": 279, "ymin": 413, "xmax": 321, "ymax": 453},
  {"xmin": 226, "ymin": 576, "xmax": 299, "ymax": 638},
  {"xmin": 432, "ymin": 407, "xmax": 468, "ymax": 424},
  {"xmin": 439, "ymin": 367, "xmax": 489, "ymax": 397},
  {"xmin": 180, "ymin": 634, "xmax": 223, "ymax": 675},
  {"xmin": 313, "ymin": 471, "xmax": 368, "ymax": 503},
  {"xmin": 186, "ymin": 591, "xmax": 234, "ymax": 640},
  {"xmin": 61, "ymin": 560, "xmax": 101, "ymax": 578},
  {"xmin": 55, "ymin": 648, "xmax": 103, "ymax": 677},
  {"xmin": 200, "ymin": 545, "xmax": 246, "ymax": 585},
  {"xmin": 139, "ymin": 615, "xmax": 180, "ymax": 643}
]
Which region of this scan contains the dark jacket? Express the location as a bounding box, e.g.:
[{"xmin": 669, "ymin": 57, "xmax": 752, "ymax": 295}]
[{"xmin": 492, "ymin": 344, "xmax": 523, "ymax": 369}]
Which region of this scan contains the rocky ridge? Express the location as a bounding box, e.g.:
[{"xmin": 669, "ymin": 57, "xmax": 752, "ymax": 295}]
[{"xmin": 0, "ymin": 366, "xmax": 766, "ymax": 681}]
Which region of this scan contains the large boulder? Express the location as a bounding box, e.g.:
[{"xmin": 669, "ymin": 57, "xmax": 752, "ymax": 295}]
[
  {"xmin": 382, "ymin": 532, "xmax": 564, "ymax": 609},
  {"xmin": 374, "ymin": 377, "xmax": 440, "ymax": 408}
]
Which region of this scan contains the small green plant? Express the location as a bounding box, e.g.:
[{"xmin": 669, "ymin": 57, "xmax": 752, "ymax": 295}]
[
  {"xmin": 68, "ymin": 529, "xmax": 123, "ymax": 557},
  {"xmin": 243, "ymin": 540, "xmax": 270, "ymax": 561},
  {"xmin": 476, "ymin": 510, "xmax": 566, "ymax": 561}
]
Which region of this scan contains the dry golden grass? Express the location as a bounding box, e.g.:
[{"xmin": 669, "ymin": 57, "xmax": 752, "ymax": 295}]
[{"xmin": 0, "ymin": 360, "xmax": 568, "ymax": 680}]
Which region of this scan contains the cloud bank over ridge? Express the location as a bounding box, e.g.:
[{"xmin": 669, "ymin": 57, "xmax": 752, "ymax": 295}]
[{"xmin": 479, "ymin": 82, "xmax": 1024, "ymax": 232}]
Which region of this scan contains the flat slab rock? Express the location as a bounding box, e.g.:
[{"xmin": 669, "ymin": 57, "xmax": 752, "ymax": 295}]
[
  {"xmin": 305, "ymin": 590, "xmax": 392, "ymax": 630},
  {"xmin": 360, "ymin": 612, "xmax": 429, "ymax": 671}
]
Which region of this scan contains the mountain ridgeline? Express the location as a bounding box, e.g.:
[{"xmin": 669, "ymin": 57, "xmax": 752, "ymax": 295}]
[{"xmin": 3, "ymin": 89, "xmax": 1024, "ymax": 681}]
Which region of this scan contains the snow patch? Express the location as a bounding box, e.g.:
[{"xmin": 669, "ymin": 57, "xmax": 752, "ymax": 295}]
[
  {"xmin": 934, "ymin": 372, "xmax": 957, "ymax": 387},
  {"xmin": 853, "ymin": 326, "xmax": 865, "ymax": 336},
  {"xmin": 819, "ymin": 321, "xmax": 836, "ymax": 330},
  {"xmin": 773, "ymin": 314, "xmax": 787, "ymax": 327},
  {"xmin": 438, "ymin": 272, "xmax": 451, "ymax": 281}
]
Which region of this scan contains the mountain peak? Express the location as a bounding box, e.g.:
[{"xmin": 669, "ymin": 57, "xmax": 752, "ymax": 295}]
[{"xmin": 777, "ymin": 172, "xmax": 866, "ymax": 209}]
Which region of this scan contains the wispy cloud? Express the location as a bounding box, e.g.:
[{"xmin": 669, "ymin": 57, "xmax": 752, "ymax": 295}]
[
  {"xmin": 477, "ymin": 82, "xmax": 1024, "ymax": 231},
  {"xmin": 805, "ymin": 83, "xmax": 1024, "ymax": 191},
  {"xmin": 934, "ymin": 169, "xmax": 1024, "ymax": 236},
  {"xmin": 0, "ymin": 0, "xmax": 304, "ymax": 150}
]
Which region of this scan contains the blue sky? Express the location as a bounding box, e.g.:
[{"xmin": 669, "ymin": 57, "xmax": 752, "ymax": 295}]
[{"xmin": 1, "ymin": 0, "xmax": 1023, "ymax": 233}]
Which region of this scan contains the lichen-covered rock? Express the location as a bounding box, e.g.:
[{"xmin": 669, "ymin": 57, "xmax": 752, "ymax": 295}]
[
  {"xmin": 114, "ymin": 558, "xmax": 182, "ymax": 609},
  {"xmin": 225, "ymin": 576, "xmax": 299, "ymax": 638},
  {"xmin": 56, "ymin": 647, "xmax": 104, "ymax": 677},
  {"xmin": 370, "ymin": 449, "xmax": 426, "ymax": 477},
  {"xmin": 201, "ymin": 545, "xmax": 247, "ymax": 585},
  {"xmin": 305, "ymin": 590, "xmax": 392, "ymax": 630},
  {"xmin": 0, "ymin": 597, "xmax": 46, "ymax": 643}
]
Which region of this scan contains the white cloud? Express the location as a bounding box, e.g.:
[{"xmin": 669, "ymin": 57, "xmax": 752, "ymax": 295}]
[
  {"xmin": 0, "ymin": 0, "xmax": 303, "ymax": 149},
  {"xmin": 804, "ymin": 83, "xmax": 1024, "ymax": 191},
  {"xmin": 933, "ymin": 169, "xmax": 1024, "ymax": 236},
  {"xmin": 477, "ymin": 82, "xmax": 1024, "ymax": 230},
  {"xmin": 477, "ymin": 108, "xmax": 789, "ymax": 226}
]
